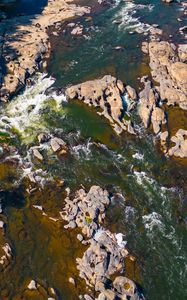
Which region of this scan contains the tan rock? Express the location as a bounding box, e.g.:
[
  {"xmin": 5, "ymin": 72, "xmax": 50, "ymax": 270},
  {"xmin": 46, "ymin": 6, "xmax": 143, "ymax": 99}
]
[{"xmin": 170, "ymin": 62, "xmax": 187, "ymax": 84}]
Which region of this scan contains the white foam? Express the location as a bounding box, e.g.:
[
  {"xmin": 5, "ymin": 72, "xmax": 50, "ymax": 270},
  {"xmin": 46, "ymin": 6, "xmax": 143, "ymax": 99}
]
[
  {"xmin": 113, "ymin": 1, "xmax": 154, "ymax": 32},
  {"xmin": 142, "ymin": 212, "xmax": 165, "ymax": 232},
  {"xmin": 0, "ymin": 73, "xmax": 66, "ymax": 143},
  {"xmin": 132, "ymin": 152, "xmax": 144, "ymax": 160},
  {"xmin": 115, "ymin": 233, "xmax": 127, "ymax": 248}
]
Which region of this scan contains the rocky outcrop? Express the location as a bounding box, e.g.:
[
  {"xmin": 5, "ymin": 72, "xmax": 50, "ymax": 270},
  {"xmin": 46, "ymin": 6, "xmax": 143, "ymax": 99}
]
[
  {"xmin": 61, "ymin": 186, "xmax": 143, "ymax": 300},
  {"xmin": 168, "ymin": 129, "xmax": 187, "ymax": 158},
  {"xmin": 143, "ymin": 41, "xmax": 187, "ymax": 110},
  {"xmin": 0, "ymin": 0, "xmax": 91, "ymax": 101},
  {"xmin": 138, "ymin": 77, "xmax": 166, "ymax": 134},
  {"xmin": 66, "ymin": 75, "xmax": 136, "ymax": 135}
]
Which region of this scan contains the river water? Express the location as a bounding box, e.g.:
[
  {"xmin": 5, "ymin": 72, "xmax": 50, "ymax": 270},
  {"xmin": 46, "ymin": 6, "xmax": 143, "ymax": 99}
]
[{"xmin": 0, "ymin": 0, "xmax": 187, "ymax": 299}]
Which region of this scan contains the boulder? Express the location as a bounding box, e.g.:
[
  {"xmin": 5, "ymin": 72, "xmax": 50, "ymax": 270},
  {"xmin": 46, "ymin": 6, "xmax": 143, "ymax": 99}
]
[
  {"xmin": 168, "ymin": 129, "xmax": 187, "ymax": 158},
  {"xmin": 126, "ymin": 85, "xmax": 137, "ymax": 100},
  {"xmin": 32, "ymin": 149, "xmax": 43, "ymax": 161},
  {"xmin": 50, "ymin": 137, "xmax": 67, "ymax": 153}
]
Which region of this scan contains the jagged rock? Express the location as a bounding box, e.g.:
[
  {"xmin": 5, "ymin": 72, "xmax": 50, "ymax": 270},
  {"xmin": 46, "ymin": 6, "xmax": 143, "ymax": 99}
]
[
  {"xmin": 66, "ymin": 76, "xmax": 135, "ymax": 135},
  {"xmin": 144, "ymin": 41, "xmax": 187, "ymax": 110},
  {"xmin": 151, "ymin": 107, "xmax": 166, "ymax": 134},
  {"xmin": 69, "ymin": 277, "xmax": 75, "ymax": 285},
  {"xmin": 113, "ymin": 276, "xmax": 140, "ymax": 299},
  {"xmin": 126, "ymin": 85, "xmax": 137, "ymax": 100},
  {"xmin": 178, "ymin": 44, "xmax": 187, "ymax": 62},
  {"xmin": 50, "ymin": 137, "xmax": 67, "ymax": 153},
  {"xmin": 28, "ymin": 280, "xmax": 37, "ymax": 290},
  {"xmin": 160, "ymin": 131, "xmax": 169, "ymax": 145},
  {"xmin": 71, "ymin": 25, "xmax": 83, "ymax": 35},
  {"xmin": 168, "ymin": 129, "xmax": 187, "ymax": 158},
  {"xmin": 0, "ymin": 0, "xmax": 91, "ymax": 100},
  {"xmin": 139, "ymin": 78, "xmax": 166, "ymax": 134},
  {"xmin": 38, "ymin": 133, "xmax": 50, "ymax": 143},
  {"xmin": 32, "ymin": 148, "xmax": 43, "ymax": 161},
  {"xmin": 62, "ymin": 186, "xmax": 142, "ymax": 300}
]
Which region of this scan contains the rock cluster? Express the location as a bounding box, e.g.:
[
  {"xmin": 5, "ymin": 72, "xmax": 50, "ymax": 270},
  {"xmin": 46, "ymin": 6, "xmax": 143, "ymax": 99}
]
[
  {"xmin": 142, "ymin": 41, "xmax": 187, "ymax": 110},
  {"xmin": 0, "ymin": 0, "xmax": 91, "ymax": 101},
  {"xmin": 32, "ymin": 135, "xmax": 67, "ymax": 162},
  {"xmin": 61, "ymin": 186, "xmax": 143, "ymax": 300},
  {"xmin": 66, "ymin": 75, "xmax": 137, "ymax": 135}
]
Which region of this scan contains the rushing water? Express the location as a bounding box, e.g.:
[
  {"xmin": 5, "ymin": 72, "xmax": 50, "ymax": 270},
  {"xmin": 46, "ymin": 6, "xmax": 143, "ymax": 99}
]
[{"xmin": 0, "ymin": 0, "xmax": 187, "ymax": 299}]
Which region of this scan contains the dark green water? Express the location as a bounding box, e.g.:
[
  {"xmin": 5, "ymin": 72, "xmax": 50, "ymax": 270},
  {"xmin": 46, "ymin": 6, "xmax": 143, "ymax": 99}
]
[{"xmin": 0, "ymin": 0, "xmax": 187, "ymax": 299}]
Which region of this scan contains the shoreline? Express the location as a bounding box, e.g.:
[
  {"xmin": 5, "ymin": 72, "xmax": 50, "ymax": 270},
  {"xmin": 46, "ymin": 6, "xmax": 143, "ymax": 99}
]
[{"xmin": 0, "ymin": 0, "xmax": 111, "ymax": 101}]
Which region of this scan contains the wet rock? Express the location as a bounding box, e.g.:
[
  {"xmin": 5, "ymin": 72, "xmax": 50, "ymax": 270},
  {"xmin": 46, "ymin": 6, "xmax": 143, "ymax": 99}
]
[
  {"xmin": 33, "ymin": 148, "xmax": 43, "ymax": 161},
  {"xmin": 160, "ymin": 131, "xmax": 169, "ymax": 145},
  {"xmin": 66, "ymin": 76, "xmax": 135, "ymax": 135},
  {"xmin": 28, "ymin": 280, "xmax": 37, "ymax": 290},
  {"xmin": 50, "ymin": 137, "xmax": 67, "ymax": 153},
  {"xmin": 77, "ymin": 233, "xmax": 84, "ymax": 242},
  {"xmin": 113, "ymin": 276, "xmax": 139, "ymax": 298},
  {"xmin": 38, "ymin": 133, "xmax": 51, "ymax": 143},
  {"xmin": 126, "ymin": 85, "xmax": 137, "ymax": 100},
  {"xmin": 62, "ymin": 186, "xmax": 142, "ymax": 300},
  {"xmin": 69, "ymin": 277, "xmax": 75, "ymax": 285},
  {"xmin": 71, "ymin": 25, "xmax": 83, "ymax": 36},
  {"xmin": 0, "ymin": 220, "xmax": 4, "ymax": 228}
]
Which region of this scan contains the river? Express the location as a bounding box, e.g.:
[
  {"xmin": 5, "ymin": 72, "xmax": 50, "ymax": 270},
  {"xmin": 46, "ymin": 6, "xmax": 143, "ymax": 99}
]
[{"xmin": 0, "ymin": 0, "xmax": 187, "ymax": 299}]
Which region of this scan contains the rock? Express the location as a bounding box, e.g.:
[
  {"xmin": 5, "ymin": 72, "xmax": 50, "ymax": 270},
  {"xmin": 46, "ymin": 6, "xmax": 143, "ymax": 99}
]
[
  {"xmin": 66, "ymin": 76, "xmax": 135, "ymax": 135},
  {"xmin": 178, "ymin": 44, "xmax": 187, "ymax": 62},
  {"xmin": 141, "ymin": 41, "xmax": 149, "ymax": 54},
  {"xmin": 160, "ymin": 131, "xmax": 169, "ymax": 145},
  {"xmin": 69, "ymin": 277, "xmax": 75, "ymax": 285},
  {"xmin": 84, "ymin": 295, "xmax": 93, "ymax": 300},
  {"xmin": 33, "ymin": 148, "xmax": 43, "ymax": 161},
  {"xmin": 170, "ymin": 62, "xmax": 187, "ymax": 84},
  {"xmin": 113, "ymin": 276, "xmax": 139, "ymax": 298},
  {"xmin": 38, "ymin": 133, "xmax": 50, "ymax": 143},
  {"xmin": 126, "ymin": 85, "xmax": 137, "ymax": 100},
  {"xmin": 0, "ymin": 221, "xmax": 4, "ymax": 229},
  {"xmin": 0, "ymin": 0, "xmax": 91, "ymax": 100},
  {"xmin": 50, "ymin": 137, "xmax": 67, "ymax": 152},
  {"xmin": 144, "ymin": 41, "xmax": 187, "ymax": 110},
  {"xmin": 62, "ymin": 186, "xmax": 142, "ymax": 299},
  {"xmin": 151, "ymin": 107, "xmax": 166, "ymax": 134},
  {"xmin": 97, "ymin": 290, "xmax": 116, "ymax": 300},
  {"xmin": 168, "ymin": 129, "xmax": 187, "ymax": 158},
  {"xmin": 28, "ymin": 280, "xmax": 37, "ymax": 290},
  {"xmin": 71, "ymin": 25, "xmax": 83, "ymax": 35},
  {"xmin": 77, "ymin": 234, "xmax": 84, "ymax": 242},
  {"xmin": 162, "ymin": 0, "xmax": 173, "ymax": 3}
]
